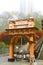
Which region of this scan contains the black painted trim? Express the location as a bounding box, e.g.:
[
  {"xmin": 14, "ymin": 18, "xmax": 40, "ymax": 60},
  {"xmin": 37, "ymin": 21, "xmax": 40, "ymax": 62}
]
[
  {"xmin": 29, "ymin": 41, "xmax": 35, "ymax": 43},
  {"xmin": 6, "ymin": 27, "xmax": 38, "ymax": 31},
  {"xmin": 7, "ymin": 34, "xmax": 34, "ymax": 36},
  {"xmin": 8, "ymin": 58, "xmax": 14, "ymax": 62}
]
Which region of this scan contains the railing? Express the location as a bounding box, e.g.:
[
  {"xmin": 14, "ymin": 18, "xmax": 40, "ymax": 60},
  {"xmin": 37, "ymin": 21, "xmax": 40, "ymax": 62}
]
[{"xmin": 0, "ymin": 47, "xmax": 9, "ymax": 57}]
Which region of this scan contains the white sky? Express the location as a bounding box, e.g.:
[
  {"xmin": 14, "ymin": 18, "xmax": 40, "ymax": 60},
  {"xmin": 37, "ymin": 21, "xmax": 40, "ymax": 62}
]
[
  {"xmin": 0, "ymin": 0, "xmax": 20, "ymax": 14},
  {"xmin": 0, "ymin": 0, "xmax": 43, "ymax": 14}
]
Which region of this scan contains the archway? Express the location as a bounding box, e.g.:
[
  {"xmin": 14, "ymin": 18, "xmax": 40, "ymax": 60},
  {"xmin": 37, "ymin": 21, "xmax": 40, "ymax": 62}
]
[{"xmin": 8, "ymin": 34, "xmax": 34, "ymax": 62}]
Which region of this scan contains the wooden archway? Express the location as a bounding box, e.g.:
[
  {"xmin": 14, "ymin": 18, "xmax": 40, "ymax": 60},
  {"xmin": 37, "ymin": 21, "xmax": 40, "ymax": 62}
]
[{"xmin": 6, "ymin": 27, "xmax": 35, "ymax": 62}]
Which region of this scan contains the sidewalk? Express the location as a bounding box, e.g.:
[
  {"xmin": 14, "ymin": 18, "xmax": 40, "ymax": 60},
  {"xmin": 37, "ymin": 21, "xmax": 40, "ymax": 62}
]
[{"xmin": 0, "ymin": 56, "xmax": 43, "ymax": 65}]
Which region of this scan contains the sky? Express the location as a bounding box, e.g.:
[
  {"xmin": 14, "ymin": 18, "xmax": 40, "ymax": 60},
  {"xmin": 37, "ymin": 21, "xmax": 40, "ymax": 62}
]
[{"xmin": 0, "ymin": 0, "xmax": 43, "ymax": 14}]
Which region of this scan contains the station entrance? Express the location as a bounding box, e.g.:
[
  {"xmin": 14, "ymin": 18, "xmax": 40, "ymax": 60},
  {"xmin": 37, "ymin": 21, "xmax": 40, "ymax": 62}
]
[
  {"xmin": 6, "ymin": 27, "xmax": 35, "ymax": 62},
  {"xmin": 5, "ymin": 18, "xmax": 36, "ymax": 62}
]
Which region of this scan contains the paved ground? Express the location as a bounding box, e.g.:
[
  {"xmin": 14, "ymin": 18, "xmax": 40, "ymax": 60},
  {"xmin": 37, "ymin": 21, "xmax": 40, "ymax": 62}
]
[{"xmin": 0, "ymin": 56, "xmax": 43, "ymax": 65}]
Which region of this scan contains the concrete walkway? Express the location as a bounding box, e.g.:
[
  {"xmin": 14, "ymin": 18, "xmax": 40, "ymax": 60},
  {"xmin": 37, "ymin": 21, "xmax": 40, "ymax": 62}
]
[{"xmin": 0, "ymin": 56, "xmax": 43, "ymax": 65}]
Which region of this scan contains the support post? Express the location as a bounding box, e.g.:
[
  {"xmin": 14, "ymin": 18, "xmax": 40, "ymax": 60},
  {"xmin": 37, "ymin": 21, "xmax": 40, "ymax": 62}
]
[
  {"xmin": 8, "ymin": 43, "xmax": 14, "ymax": 62},
  {"xmin": 29, "ymin": 35, "xmax": 35, "ymax": 62}
]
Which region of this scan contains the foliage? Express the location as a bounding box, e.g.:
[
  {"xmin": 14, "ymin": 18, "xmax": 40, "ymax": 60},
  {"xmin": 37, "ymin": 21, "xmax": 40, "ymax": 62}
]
[
  {"xmin": 35, "ymin": 19, "xmax": 41, "ymax": 30},
  {"xmin": 0, "ymin": 42, "xmax": 9, "ymax": 54},
  {"xmin": 0, "ymin": 42, "xmax": 9, "ymax": 49}
]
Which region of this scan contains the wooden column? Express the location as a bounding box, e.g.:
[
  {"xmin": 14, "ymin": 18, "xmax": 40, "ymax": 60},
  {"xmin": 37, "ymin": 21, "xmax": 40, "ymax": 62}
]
[
  {"xmin": 8, "ymin": 38, "xmax": 14, "ymax": 62},
  {"xmin": 29, "ymin": 35, "xmax": 35, "ymax": 60},
  {"xmin": 8, "ymin": 43, "xmax": 14, "ymax": 62}
]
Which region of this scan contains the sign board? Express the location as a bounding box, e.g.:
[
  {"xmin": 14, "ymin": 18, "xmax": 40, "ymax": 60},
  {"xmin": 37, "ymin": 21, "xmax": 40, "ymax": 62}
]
[{"xmin": 9, "ymin": 20, "xmax": 35, "ymax": 29}]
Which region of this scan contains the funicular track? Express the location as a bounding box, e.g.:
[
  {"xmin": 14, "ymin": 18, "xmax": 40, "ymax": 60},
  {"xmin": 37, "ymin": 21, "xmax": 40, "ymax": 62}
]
[{"xmin": 34, "ymin": 36, "xmax": 43, "ymax": 58}]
